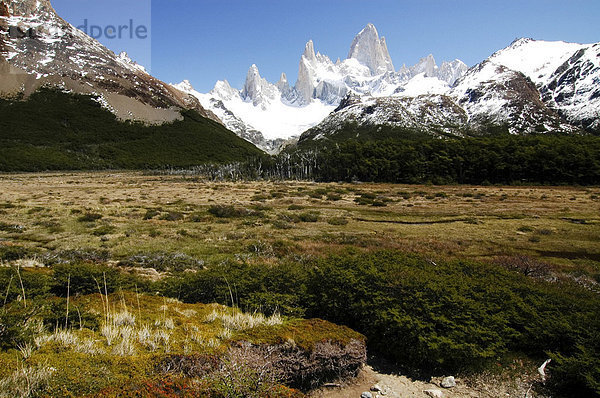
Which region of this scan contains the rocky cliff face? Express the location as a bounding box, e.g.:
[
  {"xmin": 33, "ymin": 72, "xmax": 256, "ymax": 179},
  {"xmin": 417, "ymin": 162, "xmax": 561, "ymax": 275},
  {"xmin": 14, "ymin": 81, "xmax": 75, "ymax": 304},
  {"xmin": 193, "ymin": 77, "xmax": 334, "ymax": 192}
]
[
  {"xmin": 0, "ymin": 0, "xmax": 219, "ymax": 124},
  {"xmin": 299, "ymin": 94, "xmax": 469, "ymax": 144},
  {"xmin": 347, "ymin": 23, "xmax": 395, "ymax": 75},
  {"xmin": 451, "ymin": 61, "xmax": 572, "ymax": 134},
  {"xmin": 2, "ymin": 0, "xmax": 54, "ymax": 18},
  {"xmin": 485, "ymin": 37, "xmax": 599, "ymax": 131}
]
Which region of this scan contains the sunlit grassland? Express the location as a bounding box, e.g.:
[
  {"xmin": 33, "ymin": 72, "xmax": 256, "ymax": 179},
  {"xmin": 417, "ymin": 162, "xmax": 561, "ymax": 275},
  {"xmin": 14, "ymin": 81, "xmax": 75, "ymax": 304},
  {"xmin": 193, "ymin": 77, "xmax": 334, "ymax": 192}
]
[{"xmin": 0, "ymin": 172, "xmax": 598, "ymax": 278}]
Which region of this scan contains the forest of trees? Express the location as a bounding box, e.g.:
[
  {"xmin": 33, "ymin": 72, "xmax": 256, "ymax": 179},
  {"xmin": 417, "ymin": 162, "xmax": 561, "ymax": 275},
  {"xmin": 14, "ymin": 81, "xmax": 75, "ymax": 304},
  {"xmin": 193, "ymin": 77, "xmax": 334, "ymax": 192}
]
[{"xmin": 166, "ymin": 134, "xmax": 600, "ymax": 186}]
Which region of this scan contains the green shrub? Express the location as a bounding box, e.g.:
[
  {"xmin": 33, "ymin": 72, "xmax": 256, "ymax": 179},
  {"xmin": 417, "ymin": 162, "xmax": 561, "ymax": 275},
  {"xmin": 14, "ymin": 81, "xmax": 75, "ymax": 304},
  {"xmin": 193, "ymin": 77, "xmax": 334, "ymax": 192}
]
[
  {"xmin": 51, "ymin": 263, "xmax": 123, "ymax": 297},
  {"xmin": 208, "ymin": 205, "xmax": 247, "ymax": 218},
  {"xmin": 271, "ymin": 220, "xmax": 293, "ymax": 230},
  {"xmin": 327, "ymin": 217, "xmax": 348, "ymax": 226},
  {"xmin": 143, "ymin": 209, "xmax": 161, "ymax": 220},
  {"xmin": 0, "ymin": 308, "xmax": 36, "ymax": 350},
  {"xmin": 0, "ymin": 245, "xmax": 36, "ymax": 261},
  {"xmin": 298, "ymin": 212, "xmax": 319, "ymax": 223},
  {"xmin": 251, "ymin": 194, "xmax": 270, "ymax": 201},
  {"xmin": 159, "ymin": 212, "xmax": 184, "ymax": 221},
  {"xmin": 0, "ymin": 267, "xmax": 52, "ymax": 306},
  {"xmin": 92, "ymin": 225, "xmax": 116, "ymax": 236},
  {"xmin": 77, "ymin": 213, "xmax": 103, "ymax": 223},
  {"xmin": 517, "ymin": 226, "xmax": 534, "ymax": 232},
  {"xmin": 158, "ymin": 251, "xmax": 600, "ymax": 396}
]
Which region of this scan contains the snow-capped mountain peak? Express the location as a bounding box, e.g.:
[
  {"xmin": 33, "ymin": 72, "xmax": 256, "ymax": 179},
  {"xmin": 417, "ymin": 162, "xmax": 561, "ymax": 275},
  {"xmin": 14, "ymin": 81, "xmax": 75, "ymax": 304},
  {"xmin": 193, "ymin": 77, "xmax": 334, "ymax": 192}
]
[
  {"xmin": 1, "ymin": 0, "xmax": 217, "ymax": 124},
  {"xmin": 210, "ymin": 80, "xmax": 240, "ymax": 101},
  {"xmin": 302, "ymin": 39, "xmax": 317, "ymax": 62},
  {"xmin": 439, "ymin": 59, "xmax": 469, "ymax": 86},
  {"xmin": 409, "ymin": 54, "xmax": 437, "ymax": 78},
  {"xmin": 347, "ymin": 23, "xmax": 395, "ymax": 75},
  {"xmin": 182, "ymin": 23, "xmax": 469, "ymax": 151},
  {"xmin": 241, "ymin": 64, "xmax": 279, "ymax": 108},
  {"xmin": 489, "ymin": 37, "xmax": 585, "ymax": 85},
  {"xmin": 173, "ymin": 79, "xmax": 195, "ymax": 94}
]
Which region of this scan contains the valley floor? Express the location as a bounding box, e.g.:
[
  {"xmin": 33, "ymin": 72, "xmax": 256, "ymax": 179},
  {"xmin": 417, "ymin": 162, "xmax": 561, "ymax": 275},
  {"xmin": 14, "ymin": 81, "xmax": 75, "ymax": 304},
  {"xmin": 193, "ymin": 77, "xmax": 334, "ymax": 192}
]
[
  {"xmin": 0, "ymin": 171, "xmax": 598, "ymax": 276},
  {"xmin": 0, "ymin": 172, "xmax": 599, "ymax": 397}
]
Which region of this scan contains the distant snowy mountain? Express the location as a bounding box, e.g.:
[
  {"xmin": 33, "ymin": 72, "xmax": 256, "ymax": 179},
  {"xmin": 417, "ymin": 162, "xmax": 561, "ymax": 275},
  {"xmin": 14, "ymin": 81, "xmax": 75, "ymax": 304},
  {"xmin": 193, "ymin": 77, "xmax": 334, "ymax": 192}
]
[
  {"xmin": 175, "ymin": 23, "xmax": 468, "ymax": 151},
  {"xmin": 484, "ymin": 38, "xmax": 599, "ymax": 130},
  {"xmin": 299, "ymin": 37, "xmax": 598, "ymax": 144}
]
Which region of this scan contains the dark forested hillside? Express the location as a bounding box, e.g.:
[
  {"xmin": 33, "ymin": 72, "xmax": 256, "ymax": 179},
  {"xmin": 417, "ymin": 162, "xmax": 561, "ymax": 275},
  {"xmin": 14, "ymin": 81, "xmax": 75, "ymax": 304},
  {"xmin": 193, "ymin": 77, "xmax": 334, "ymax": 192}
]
[{"xmin": 0, "ymin": 88, "xmax": 263, "ymax": 171}]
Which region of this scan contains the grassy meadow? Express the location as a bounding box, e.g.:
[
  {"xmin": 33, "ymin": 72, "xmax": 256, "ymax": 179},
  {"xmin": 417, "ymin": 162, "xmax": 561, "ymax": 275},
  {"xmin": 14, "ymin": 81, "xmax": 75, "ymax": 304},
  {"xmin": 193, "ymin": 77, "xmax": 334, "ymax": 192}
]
[
  {"xmin": 1, "ymin": 172, "xmax": 599, "ymax": 397},
  {"xmin": 0, "ymin": 172, "xmax": 598, "ymax": 272}
]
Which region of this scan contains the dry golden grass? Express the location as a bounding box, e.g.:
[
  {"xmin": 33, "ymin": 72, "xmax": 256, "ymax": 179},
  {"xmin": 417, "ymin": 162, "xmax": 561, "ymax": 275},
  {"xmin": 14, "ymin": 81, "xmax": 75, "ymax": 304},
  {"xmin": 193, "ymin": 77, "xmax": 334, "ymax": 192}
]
[{"xmin": 0, "ymin": 172, "xmax": 598, "ymax": 275}]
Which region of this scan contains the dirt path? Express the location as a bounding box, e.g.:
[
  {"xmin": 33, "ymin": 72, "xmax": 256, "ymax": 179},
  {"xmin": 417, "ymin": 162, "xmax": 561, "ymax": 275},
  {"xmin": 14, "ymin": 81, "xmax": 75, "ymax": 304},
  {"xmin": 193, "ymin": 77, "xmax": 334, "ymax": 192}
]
[{"xmin": 309, "ymin": 360, "xmax": 547, "ymax": 398}]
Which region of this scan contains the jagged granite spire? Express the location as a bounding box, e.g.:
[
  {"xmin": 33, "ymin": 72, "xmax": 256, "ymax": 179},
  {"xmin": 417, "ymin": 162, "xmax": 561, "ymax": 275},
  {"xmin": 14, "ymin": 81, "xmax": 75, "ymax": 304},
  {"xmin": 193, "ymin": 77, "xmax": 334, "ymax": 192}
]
[
  {"xmin": 410, "ymin": 54, "xmax": 437, "ymax": 77},
  {"xmin": 347, "ymin": 23, "xmax": 395, "ymax": 75},
  {"xmin": 303, "ymin": 40, "xmax": 317, "ymax": 62},
  {"xmin": 296, "ymin": 40, "xmax": 318, "ymax": 104},
  {"xmin": 241, "ymin": 64, "xmax": 279, "ymax": 108}
]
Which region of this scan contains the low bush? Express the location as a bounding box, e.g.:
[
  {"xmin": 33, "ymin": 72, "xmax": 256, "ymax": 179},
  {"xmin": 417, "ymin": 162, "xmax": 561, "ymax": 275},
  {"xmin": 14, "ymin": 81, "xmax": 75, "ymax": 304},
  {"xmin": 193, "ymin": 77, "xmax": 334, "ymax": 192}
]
[
  {"xmin": 0, "ymin": 245, "xmax": 37, "ymax": 261},
  {"xmin": 0, "ymin": 222, "xmax": 25, "ymax": 233},
  {"xmin": 159, "ymin": 212, "xmax": 184, "ymax": 222},
  {"xmin": 77, "ymin": 213, "xmax": 103, "ymax": 223},
  {"xmin": 208, "ymin": 205, "xmax": 260, "ymax": 219},
  {"xmin": 327, "ymin": 217, "xmax": 348, "ymax": 226},
  {"xmin": 160, "ymin": 251, "xmax": 600, "ymax": 396},
  {"xmin": 92, "ymin": 225, "xmax": 116, "ymax": 236},
  {"xmin": 143, "ymin": 209, "xmax": 161, "ymax": 220},
  {"xmin": 298, "ymin": 212, "xmax": 319, "ymax": 223}
]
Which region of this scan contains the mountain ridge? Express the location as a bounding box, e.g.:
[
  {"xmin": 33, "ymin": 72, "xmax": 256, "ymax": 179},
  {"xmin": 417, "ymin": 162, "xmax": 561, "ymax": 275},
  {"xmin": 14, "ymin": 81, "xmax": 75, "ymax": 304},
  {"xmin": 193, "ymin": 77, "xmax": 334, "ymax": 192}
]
[
  {"xmin": 0, "ymin": 0, "xmax": 220, "ymax": 125},
  {"xmin": 297, "ymin": 36, "xmax": 599, "ymax": 145},
  {"xmin": 0, "ymin": 0, "xmax": 265, "ymax": 169},
  {"xmin": 178, "ymin": 23, "xmax": 469, "ymax": 151}
]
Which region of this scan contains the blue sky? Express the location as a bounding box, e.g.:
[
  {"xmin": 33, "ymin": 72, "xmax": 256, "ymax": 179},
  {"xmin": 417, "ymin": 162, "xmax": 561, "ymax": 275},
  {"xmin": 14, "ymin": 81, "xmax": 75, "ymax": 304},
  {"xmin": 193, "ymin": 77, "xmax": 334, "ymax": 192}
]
[{"xmin": 53, "ymin": 0, "xmax": 600, "ymax": 92}]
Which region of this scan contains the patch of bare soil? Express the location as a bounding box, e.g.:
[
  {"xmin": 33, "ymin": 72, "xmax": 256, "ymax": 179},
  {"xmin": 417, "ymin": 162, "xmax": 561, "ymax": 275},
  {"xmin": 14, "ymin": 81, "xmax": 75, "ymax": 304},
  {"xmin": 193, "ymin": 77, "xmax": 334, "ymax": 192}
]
[{"xmin": 309, "ymin": 357, "xmax": 550, "ymax": 398}]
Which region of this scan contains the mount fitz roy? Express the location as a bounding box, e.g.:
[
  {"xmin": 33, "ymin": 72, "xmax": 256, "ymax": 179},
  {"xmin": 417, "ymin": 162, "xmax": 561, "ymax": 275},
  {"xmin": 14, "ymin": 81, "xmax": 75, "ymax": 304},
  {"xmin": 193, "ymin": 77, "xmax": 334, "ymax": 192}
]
[
  {"xmin": 177, "ymin": 25, "xmax": 598, "ymax": 152},
  {"xmin": 174, "ymin": 23, "xmax": 469, "ymax": 153}
]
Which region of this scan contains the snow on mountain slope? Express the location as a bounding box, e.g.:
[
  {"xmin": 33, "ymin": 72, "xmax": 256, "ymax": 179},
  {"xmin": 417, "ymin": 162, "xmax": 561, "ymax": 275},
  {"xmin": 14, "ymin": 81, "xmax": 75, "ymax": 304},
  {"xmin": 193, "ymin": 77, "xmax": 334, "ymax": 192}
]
[
  {"xmin": 172, "ymin": 78, "xmax": 322, "ymax": 153},
  {"xmin": 451, "ymin": 61, "xmax": 571, "ymax": 134},
  {"xmin": 394, "ymin": 73, "xmax": 452, "ymax": 97},
  {"xmin": 301, "ymin": 38, "xmax": 594, "ymax": 144},
  {"xmin": 299, "ymin": 93, "xmax": 468, "ymax": 144},
  {"xmin": 175, "ymin": 70, "xmax": 335, "ymax": 141},
  {"xmin": 486, "ymin": 38, "xmax": 599, "ymax": 130},
  {"xmin": 541, "ymin": 43, "xmax": 600, "ymax": 130},
  {"xmin": 187, "ymin": 23, "xmax": 468, "ymax": 150},
  {"xmin": 489, "ymin": 38, "xmax": 585, "ymax": 86}
]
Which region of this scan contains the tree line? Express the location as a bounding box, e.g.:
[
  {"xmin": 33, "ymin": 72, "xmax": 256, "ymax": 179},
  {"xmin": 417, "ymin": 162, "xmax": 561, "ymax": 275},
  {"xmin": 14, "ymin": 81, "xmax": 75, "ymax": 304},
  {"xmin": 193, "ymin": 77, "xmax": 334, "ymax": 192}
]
[{"xmin": 165, "ymin": 134, "xmax": 600, "ymax": 186}]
